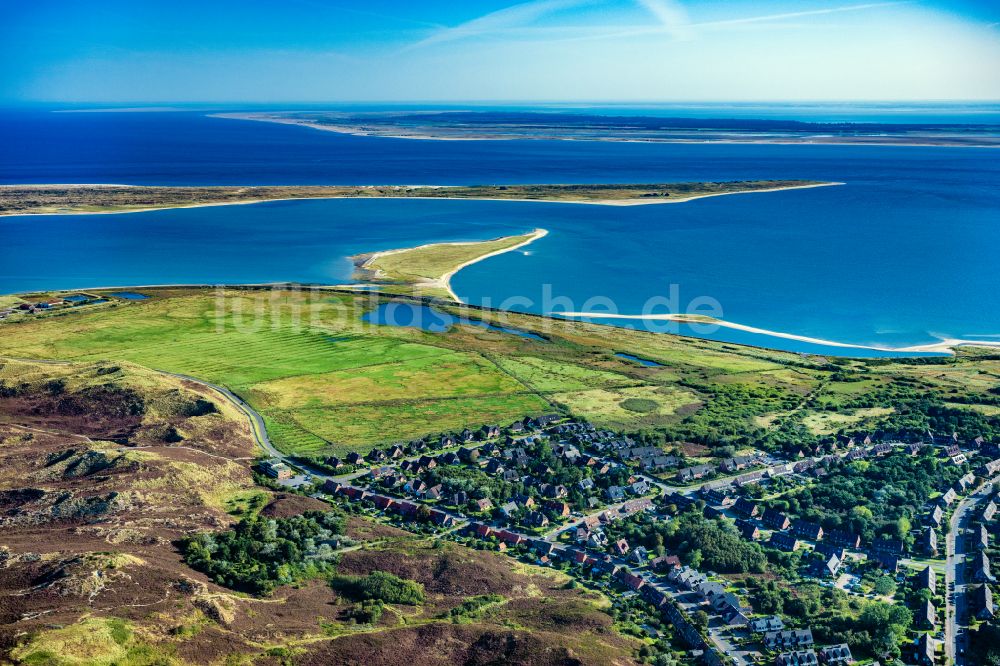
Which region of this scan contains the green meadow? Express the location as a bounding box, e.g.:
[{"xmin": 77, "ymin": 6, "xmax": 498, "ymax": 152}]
[{"xmin": 2, "ymin": 287, "xmax": 999, "ymax": 456}]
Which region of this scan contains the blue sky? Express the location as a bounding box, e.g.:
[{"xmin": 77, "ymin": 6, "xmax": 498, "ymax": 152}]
[{"xmin": 2, "ymin": 0, "xmax": 998, "ymax": 103}]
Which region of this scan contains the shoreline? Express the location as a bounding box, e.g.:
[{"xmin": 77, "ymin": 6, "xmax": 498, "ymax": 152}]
[
  {"xmin": 357, "ymin": 228, "xmax": 549, "ymax": 301},
  {"xmin": 215, "ymin": 114, "xmax": 1000, "ymax": 149},
  {"xmin": 6, "ymin": 280, "xmax": 992, "ymax": 357},
  {"xmin": 552, "ymin": 311, "xmax": 1000, "ymax": 356},
  {"xmin": 0, "ymin": 182, "xmax": 841, "ymax": 218}
]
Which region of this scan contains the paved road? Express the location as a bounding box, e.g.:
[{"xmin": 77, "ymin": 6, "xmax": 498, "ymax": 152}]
[
  {"xmin": 946, "ymin": 482, "xmax": 992, "ymax": 666},
  {"xmin": 159, "ymin": 370, "xmax": 281, "ymax": 456}
]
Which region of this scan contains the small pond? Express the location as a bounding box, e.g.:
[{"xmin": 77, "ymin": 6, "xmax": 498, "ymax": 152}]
[{"xmin": 363, "ymin": 302, "xmax": 546, "ymax": 341}]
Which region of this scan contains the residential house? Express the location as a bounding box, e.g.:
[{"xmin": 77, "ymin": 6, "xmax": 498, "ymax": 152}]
[
  {"xmin": 916, "ymin": 565, "xmax": 937, "ymax": 593},
  {"xmin": 260, "ymin": 459, "xmax": 293, "ymax": 480},
  {"xmin": 736, "ymin": 519, "xmax": 761, "ymax": 541},
  {"xmin": 588, "ymin": 531, "xmax": 609, "ymax": 549},
  {"xmin": 871, "ymin": 538, "xmax": 905, "ymax": 556},
  {"xmin": 525, "ymin": 511, "xmax": 549, "ymax": 528},
  {"xmin": 631, "ymin": 546, "xmax": 649, "ymax": 564},
  {"xmin": 776, "ymin": 651, "xmax": 818, "ymax": 666},
  {"xmin": 792, "ymin": 520, "xmax": 824, "ymax": 541},
  {"xmin": 630, "ymin": 480, "xmax": 651, "ymax": 495},
  {"xmin": 543, "ymin": 500, "xmax": 570, "ymax": 517},
  {"xmin": 926, "ymin": 505, "xmax": 944, "ymax": 528},
  {"xmin": 921, "ymin": 599, "xmax": 937, "ymax": 629},
  {"xmin": 499, "ymin": 501, "xmax": 519, "ymax": 517},
  {"xmin": 651, "ymin": 555, "xmax": 681, "ymax": 572},
  {"xmin": 676, "ymin": 464, "xmax": 714, "ymax": 482},
  {"xmin": 814, "ymin": 543, "xmax": 845, "ymax": 562},
  {"xmin": 733, "ymin": 497, "xmax": 759, "ymax": 518},
  {"xmin": 475, "ymin": 498, "xmax": 494, "ymax": 512},
  {"xmin": 923, "ymin": 527, "xmax": 938, "ymax": 557},
  {"xmin": 345, "ymin": 451, "xmax": 365, "ymax": 465},
  {"xmin": 818, "ymin": 644, "xmax": 853, "ymax": 665},
  {"xmin": 769, "ymin": 532, "xmax": 801, "ymax": 552},
  {"xmin": 764, "ymin": 629, "xmax": 814, "ymax": 651},
  {"xmin": 975, "ymin": 584, "xmax": 995, "ymax": 620},
  {"xmin": 762, "ymin": 509, "xmax": 791, "ymax": 531},
  {"xmin": 749, "ymin": 616, "xmax": 784, "ymax": 633},
  {"xmin": 811, "ymin": 553, "xmax": 841, "ymax": 579},
  {"xmin": 614, "ymin": 538, "xmax": 630, "ymax": 556},
  {"xmin": 615, "ymin": 568, "xmax": 645, "ymax": 591},
  {"xmin": 975, "ymin": 550, "xmax": 995, "ymax": 582},
  {"xmin": 914, "ymin": 634, "xmax": 936, "ymax": 666},
  {"xmin": 720, "ymin": 455, "xmax": 757, "ymax": 473},
  {"xmin": 605, "ymin": 485, "xmax": 626, "ymax": 502}
]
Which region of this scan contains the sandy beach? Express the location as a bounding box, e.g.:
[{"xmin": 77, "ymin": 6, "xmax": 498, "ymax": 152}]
[
  {"xmin": 552, "ymin": 311, "xmax": 1000, "ymax": 355},
  {"xmin": 215, "ymin": 113, "xmax": 1000, "ymax": 148}
]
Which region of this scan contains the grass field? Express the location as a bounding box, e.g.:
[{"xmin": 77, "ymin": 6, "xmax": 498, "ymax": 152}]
[
  {"xmin": 3, "ymin": 287, "xmax": 999, "ymax": 457},
  {"xmin": 551, "ymin": 385, "xmax": 702, "ymax": 428},
  {"xmin": 358, "ymin": 232, "xmax": 538, "ymax": 283}
]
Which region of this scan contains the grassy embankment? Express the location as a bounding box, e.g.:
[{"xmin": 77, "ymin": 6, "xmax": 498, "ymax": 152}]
[
  {"xmin": 0, "ymin": 180, "xmax": 833, "ymax": 215},
  {"xmin": 2, "ymin": 287, "xmax": 1000, "ymax": 459}
]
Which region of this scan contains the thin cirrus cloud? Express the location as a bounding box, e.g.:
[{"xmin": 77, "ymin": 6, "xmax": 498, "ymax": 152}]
[
  {"xmin": 402, "ymin": 0, "xmax": 695, "ymax": 50},
  {"xmin": 402, "ymin": 0, "xmax": 911, "ymax": 49}
]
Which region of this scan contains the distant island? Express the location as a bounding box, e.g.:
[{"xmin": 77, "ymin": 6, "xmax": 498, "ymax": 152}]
[
  {"xmin": 0, "ymin": 180, "xmax": 837, "ymax": 216},
  {"xmin": 218, "ymin": 110, "xmax": 1000, "ymax": 147}
]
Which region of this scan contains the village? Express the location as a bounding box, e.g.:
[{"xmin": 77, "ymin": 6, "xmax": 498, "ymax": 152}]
[{"xmin": 257, "ymin": 415, "xmax": 1000, "ymax": 666}]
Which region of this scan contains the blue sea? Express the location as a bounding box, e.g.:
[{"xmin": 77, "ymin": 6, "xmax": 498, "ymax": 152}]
[{"xmin": 1, "ymin": 108, "xmax": 998, "ymax": 356}]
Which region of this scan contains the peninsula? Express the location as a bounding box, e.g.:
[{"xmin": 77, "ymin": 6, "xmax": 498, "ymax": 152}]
[
  {"xmin": 0, "ymin": 180, "xmax": 837, "ymax": 216},
  {"xmin": 351, "ymin": 229, "xmax": 547, "ymax": 300},
  {"xmin": 217, "ymin": 110, "xmax": 1000, "ymax": 147}
]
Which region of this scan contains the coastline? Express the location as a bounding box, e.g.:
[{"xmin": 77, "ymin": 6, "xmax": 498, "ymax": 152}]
[
  {"xmin": 215, "ymin": 114, "xmax": 1000, "ymax": 149},
  {"xmin": 7, "ymin": 279, "xmax": 991, "ymax": 357},
  {"xmin": 0, "ymin": 182, "xmax": 841, "ymax": 218},
  {"xmin": 551, "ymin": 311, "xmax": 1000, "ymax": 356}
]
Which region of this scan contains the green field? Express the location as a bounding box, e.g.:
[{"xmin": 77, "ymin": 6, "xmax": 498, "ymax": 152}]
[{"xmin": 2, "ymin": 287, "xmax": 1000, "ymax": 457}]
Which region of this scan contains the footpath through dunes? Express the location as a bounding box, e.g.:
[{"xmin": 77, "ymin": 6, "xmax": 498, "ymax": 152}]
[{"xmin": 0, "ymin": 180, "xmax": 836, "ymax": 216}]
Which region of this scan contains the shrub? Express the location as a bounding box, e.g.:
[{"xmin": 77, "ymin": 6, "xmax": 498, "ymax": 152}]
[{"xmin": 331, "ymin": 570, "xmax": 425, "ymax": 605}]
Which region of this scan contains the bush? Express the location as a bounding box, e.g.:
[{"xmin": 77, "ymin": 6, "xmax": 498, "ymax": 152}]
[
  {"xmin": 344, "ymin": 600, "xmax": 384, "ymax": 625},
  {"xmin": 182, "ymin": 511, "xmax": 344, "ymax": 595},
  {"xmin": 331, "ymin": 570, "xmax": 425, "ymax": 605}
]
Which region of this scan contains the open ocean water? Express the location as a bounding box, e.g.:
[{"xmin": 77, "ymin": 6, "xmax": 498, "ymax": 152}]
[{"xmin": 1, "ymin": 107, "xmax": 998, "ymax": 356}]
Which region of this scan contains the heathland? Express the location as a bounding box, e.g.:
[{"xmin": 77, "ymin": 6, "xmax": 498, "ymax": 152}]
[{"xmin": 0, "ymin": 358, "xmax": 637, "ymax": 665}]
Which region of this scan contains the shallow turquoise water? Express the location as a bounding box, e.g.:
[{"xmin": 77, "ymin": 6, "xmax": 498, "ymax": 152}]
[{"xmin": 1, "ymin": 110, "xmax": 997, "ymax": 357}]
